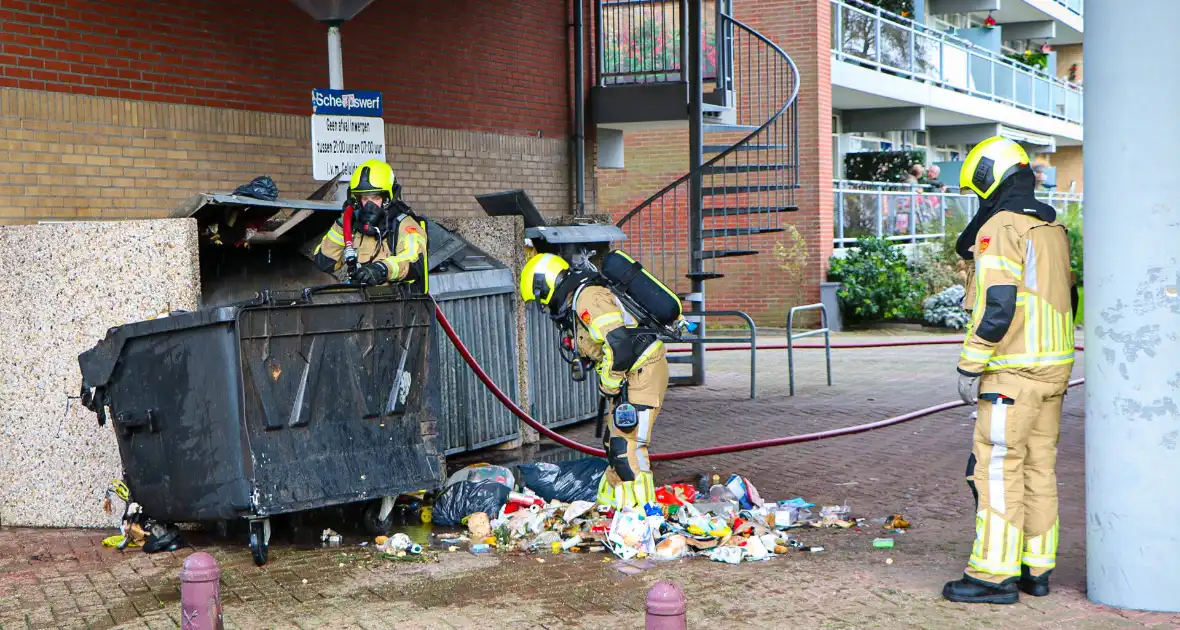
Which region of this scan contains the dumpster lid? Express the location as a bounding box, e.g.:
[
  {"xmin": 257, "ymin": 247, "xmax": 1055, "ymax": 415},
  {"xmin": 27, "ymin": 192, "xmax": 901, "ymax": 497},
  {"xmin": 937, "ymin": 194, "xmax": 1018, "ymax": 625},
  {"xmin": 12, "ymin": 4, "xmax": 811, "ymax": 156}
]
[
  {"xmin": 78, "ymin": 305, "xmax": 243, "ymax": 390},
  {"xmin": 524, "ymin": 224, "xmax": 627, "ymax": 245}
]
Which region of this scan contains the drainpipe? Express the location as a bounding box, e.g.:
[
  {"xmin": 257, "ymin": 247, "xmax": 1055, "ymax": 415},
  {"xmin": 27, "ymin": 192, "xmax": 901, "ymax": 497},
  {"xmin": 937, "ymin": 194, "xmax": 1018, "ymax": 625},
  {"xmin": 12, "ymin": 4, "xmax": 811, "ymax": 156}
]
[{"xmin": 573, "ymin": 0, "xmax": 586, "ymax": 215}]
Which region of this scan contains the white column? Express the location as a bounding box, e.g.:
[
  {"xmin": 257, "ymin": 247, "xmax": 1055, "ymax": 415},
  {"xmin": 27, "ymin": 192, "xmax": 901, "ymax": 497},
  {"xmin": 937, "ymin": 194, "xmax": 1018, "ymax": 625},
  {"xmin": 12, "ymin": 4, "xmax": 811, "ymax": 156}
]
[
  {"xmin": 1084, "ymin": 0, "xmax": 1180, "ymax": 613},
  {"xmin": 327, "ymin": 25, "xmax": 344, "ymax": 90}
]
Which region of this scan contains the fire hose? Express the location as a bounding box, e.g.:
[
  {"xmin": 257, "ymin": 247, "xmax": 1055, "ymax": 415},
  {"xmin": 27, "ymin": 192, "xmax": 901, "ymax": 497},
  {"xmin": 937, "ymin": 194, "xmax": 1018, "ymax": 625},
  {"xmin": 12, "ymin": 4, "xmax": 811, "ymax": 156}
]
[{"xmin": 432, "ymin": 303, "xmax": 1084, "ymax": 462}]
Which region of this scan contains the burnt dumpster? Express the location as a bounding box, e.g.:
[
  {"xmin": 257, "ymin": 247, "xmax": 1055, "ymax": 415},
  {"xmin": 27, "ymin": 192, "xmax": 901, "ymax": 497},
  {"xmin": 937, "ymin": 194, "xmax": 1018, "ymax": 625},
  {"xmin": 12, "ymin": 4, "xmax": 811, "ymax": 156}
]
[{"xmin": 77, "ymin": 285, "xmax": 443, "ymax": 565}]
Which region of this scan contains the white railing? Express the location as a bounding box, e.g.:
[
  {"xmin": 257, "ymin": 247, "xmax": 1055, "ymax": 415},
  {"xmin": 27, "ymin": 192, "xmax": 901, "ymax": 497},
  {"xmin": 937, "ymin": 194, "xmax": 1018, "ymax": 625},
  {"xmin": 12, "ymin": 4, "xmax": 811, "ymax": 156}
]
[
  {"xmin": 833, "ymin": 179, "xmax": 1083, "ymax": 246},
  {"xmin": 830, "ymin": 0, "xmax": 1084, "ymax": 125},
  {"xmin": 1054, "ymin": 0, "xmax": 1083, "ymax": 17}
]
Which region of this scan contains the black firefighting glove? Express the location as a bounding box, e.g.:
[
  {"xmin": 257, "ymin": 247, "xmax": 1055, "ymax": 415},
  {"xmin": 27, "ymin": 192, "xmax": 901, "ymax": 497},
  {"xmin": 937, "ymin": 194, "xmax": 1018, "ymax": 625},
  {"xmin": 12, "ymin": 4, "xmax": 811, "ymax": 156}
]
[{"xmin": 351, "ymin": 261, "xmax": 389, "ymax": 286}]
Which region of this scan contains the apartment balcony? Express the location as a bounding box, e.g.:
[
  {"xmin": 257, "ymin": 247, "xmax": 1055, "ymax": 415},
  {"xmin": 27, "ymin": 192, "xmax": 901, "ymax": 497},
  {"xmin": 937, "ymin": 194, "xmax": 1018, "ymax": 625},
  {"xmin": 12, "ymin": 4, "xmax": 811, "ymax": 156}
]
[
  {"xmin": 830, "ymin": 0, "xmax": 1083, "ymax": 146},
  {"xmin": 833, "ymin": 179, "xmax": 1082, "ymax": 246},
  {"xmin": 988, "ymin": 0, "xmax": 1083, "ymax": 44}
]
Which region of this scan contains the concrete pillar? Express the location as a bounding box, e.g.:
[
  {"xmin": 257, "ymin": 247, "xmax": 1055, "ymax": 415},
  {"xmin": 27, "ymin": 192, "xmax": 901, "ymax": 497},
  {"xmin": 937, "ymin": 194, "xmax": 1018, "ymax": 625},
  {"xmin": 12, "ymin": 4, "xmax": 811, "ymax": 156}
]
[{"xmin": 1084, "ymin": 0, "xmax": 1180, "ymax": 613}]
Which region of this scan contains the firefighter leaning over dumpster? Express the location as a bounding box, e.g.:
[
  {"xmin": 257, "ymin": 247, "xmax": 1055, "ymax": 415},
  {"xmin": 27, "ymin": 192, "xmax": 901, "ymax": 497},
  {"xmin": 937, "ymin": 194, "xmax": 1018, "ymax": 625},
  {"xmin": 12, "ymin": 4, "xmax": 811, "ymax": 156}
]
[
  {"xmin": 519, "ymin": 252, "xmax": 682, "ymax": 511},
  {"xmin": 943, "ymin": 136, "xmax": 1077, "ymax": 605},
  {"xmin": 313, "ymin": 159, "xmax": 429, "ymax": 292}
]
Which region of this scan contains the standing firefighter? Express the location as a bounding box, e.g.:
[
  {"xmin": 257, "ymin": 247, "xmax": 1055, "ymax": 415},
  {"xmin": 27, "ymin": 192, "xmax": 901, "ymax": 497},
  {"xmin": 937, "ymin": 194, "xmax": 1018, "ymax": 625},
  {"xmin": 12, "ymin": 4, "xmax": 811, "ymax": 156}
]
[
  {"xmin": 519, "ymin": 252, "xmax": 676, "ymax": 511},
  {"xmin": 314, "ymin": 159, "xmax": 429, "ymax": 291},
  {"xmin": 943, "ymin": 136, "xmax": 1076, "ymax": 604}
]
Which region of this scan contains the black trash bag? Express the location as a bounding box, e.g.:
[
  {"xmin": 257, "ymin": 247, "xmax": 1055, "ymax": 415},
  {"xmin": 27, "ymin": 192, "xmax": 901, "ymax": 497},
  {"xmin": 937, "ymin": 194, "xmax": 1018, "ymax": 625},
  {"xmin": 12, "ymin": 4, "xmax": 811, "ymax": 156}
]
[
  {"xmin": 516, "ymin": 457, "xmax": 608, "ymax": 503},
  {"xmin": 431, "ymin": 480, "xmax": 511, "ymax": 527},
  {"xmin": 232, "ymin": 175, "xmax": 279, "ymax": 201},
  {"xmin": 142, "ymin": 524, "xmax": 185, "ymax": 554}
]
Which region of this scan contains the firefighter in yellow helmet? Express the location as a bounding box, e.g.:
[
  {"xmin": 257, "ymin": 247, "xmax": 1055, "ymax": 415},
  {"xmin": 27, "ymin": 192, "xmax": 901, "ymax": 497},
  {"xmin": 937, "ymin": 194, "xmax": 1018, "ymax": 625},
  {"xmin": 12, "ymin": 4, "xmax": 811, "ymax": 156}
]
[
  {"xmin": 520, "ymin": 252, "xmax": 669, "ymax": 511},
  {"xmin": 313, "ymin": 159, "xmax": 429, "ymax": 291},
  {"xmin": 943, "ymin": 136, "xmax": 1077, "ymax": 604}
]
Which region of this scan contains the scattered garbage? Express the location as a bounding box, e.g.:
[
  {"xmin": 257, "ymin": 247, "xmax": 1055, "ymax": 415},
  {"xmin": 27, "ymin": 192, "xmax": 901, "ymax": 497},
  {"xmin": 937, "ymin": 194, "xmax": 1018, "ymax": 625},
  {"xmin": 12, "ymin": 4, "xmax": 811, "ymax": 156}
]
[
  {"xmin": 322, "ymin": 528, "xmax": 343, "ymax": 548},
  {"xmin": 873, "ymin": 538, "xmax": 895, "ymax": 549}
]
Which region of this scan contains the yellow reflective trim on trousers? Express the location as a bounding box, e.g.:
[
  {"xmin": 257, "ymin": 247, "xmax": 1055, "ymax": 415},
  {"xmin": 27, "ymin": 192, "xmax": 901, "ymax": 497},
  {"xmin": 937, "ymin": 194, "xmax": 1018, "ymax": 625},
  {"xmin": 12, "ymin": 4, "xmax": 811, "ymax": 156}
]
[
  {"xmin": 324, "ymin": 225, "xmax": 346, "ymax": 247},
  {"xmin": 969, "ymin": 511, "xmax": 1023, "ymax": 577},
  {"xmin": 631, "ymin": 340, "xmax": 664, "ymax": 372},
  {"xmin": 1023, "ymin": 520, "xmax": 1059, "ymax": 568}
]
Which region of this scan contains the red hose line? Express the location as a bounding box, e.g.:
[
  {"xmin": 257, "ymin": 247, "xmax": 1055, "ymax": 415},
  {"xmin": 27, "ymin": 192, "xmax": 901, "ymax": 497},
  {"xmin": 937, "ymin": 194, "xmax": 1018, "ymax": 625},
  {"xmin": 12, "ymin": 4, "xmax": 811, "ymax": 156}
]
[
  {"xmin": 669, "ymin": 340, "xmax": 1086, "ymax": 353},
  {"xmin": 433, "ymin": 304, "xmax": 1085, "ymax": 462}
]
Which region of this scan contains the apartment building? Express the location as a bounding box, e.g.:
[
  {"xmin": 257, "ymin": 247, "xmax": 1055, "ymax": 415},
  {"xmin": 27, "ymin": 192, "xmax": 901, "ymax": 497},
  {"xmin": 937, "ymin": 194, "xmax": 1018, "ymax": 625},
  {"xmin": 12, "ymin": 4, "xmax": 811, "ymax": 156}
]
[{"xmin": 592, "ymin": 0, "xmax": 1084, "ymax": 323}]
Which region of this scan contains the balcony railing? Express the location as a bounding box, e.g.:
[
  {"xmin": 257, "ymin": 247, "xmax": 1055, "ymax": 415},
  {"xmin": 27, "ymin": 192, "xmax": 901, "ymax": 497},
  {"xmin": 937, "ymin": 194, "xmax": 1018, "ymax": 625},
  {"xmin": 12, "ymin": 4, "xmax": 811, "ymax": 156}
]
[
  {"xmin": 831, "ymin": 0, "xmax": 1084, "ymax": 125},
  {"xmin": 1053, "ymin": 0, "xmax": 1083, "ymax": 17},
  {"xmin": 597, "ymin": 0, "xmax": 724, "ymax": 85},
  {"xmin": 833, "ymin": 179, "xmax": 1083, "ymax": 246}
]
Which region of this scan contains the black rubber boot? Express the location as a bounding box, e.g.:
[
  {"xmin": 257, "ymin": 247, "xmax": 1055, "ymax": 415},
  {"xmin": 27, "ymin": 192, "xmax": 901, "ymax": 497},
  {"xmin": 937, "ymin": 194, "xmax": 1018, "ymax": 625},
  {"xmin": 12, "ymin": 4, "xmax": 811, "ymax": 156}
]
[
  {"xmin": 942, "ymin": 575, "xmax": 1019, "ymax": 604},
  {"xmin": 1019, "ymin": 566, "xmax": 1051, "ymax": 597}
]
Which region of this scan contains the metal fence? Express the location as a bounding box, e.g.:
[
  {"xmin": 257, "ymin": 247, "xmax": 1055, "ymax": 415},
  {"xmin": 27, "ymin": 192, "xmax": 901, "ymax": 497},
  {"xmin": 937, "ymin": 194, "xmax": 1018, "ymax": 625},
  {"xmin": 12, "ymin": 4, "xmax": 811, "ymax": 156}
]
[
  {"xmin": 597, "ymin": 0, "xmax": 726, "ymax": 85},
  {"xmin": 525, "ymin": 307, "xmax": 601, "ymax": 430},
  {"xmin": 833, "ymin": 179, "xmax": 1083, "ymax": 246},
  {"xmin": 432, "ymin": 291, "xmax": 522, "ymax": 455},
  {"xmin": 831, "ymin": 0, "xmax": 1083, "ymax": 125}
]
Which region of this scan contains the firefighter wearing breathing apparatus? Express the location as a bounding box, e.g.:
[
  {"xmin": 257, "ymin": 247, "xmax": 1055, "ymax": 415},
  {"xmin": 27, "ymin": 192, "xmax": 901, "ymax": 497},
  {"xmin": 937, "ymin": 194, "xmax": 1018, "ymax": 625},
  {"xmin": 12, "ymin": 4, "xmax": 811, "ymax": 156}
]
[
  {"xmin": 520, "ymin": 252, "xmax": 671, "ymax": 511},
  {"xmin": 943, "ymin": 136, "xmax": 1076, "ymax": 605},
  {"xmin": 314, "ymin": 159, "xmax": 429, "ymax": 292}
]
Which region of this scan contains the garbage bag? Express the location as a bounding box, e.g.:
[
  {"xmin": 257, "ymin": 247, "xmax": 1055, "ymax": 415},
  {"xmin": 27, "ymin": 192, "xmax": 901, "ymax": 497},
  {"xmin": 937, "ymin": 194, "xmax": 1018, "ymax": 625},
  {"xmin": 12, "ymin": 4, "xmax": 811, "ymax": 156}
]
[
  {"xmin": 515, "ymin": 457, "xmax": 607, "ymax": 503},
  {"xmin": 232, "ymin": 175, "xmax": 279, "ymax": 201},
  {"xmin": 431, "ymin": 465, "xmax": 516, "ymax": 527},
  {"xmin": 431, "ymin": 480, "xmax": 511, "ymax": 527}
]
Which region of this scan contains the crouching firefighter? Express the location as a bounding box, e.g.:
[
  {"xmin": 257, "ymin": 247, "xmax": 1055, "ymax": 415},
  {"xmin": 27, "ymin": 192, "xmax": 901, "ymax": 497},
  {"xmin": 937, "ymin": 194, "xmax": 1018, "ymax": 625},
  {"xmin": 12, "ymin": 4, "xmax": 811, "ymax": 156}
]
[
  {"xmin": 943, "ymin": 136, "xmax": 1076, "ymax": 605},
  {"xmin": 520, "ymin": 251, "xmax": 682, "ymax": 511},
  {"xmin": 313, "ymin": 158, "xmax": 429, "ymax": 292}
]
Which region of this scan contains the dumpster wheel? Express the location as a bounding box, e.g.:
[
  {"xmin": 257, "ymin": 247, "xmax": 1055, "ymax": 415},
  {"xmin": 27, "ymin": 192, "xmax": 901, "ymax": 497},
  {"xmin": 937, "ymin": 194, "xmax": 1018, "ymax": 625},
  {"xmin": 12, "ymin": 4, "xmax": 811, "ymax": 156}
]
[{"xmin": 249, "ymin": 518, "xmax": 270, "ymax": 567}]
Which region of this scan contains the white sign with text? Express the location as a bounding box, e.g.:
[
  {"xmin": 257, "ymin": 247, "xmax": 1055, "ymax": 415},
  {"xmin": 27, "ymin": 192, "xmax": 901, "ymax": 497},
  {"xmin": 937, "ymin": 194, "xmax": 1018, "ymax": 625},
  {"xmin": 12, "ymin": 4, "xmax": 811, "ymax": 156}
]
[{"xmin": 310, "ymin": 115, "xmax": 386, "ymax": 181}]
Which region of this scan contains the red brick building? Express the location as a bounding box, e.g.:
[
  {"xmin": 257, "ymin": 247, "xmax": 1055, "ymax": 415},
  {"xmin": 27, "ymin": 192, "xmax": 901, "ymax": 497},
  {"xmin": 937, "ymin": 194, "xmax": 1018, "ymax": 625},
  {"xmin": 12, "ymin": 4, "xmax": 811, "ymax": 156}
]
[{"xmin": 0, "ymin": 0, "xmax": 594, "ymax": 221}]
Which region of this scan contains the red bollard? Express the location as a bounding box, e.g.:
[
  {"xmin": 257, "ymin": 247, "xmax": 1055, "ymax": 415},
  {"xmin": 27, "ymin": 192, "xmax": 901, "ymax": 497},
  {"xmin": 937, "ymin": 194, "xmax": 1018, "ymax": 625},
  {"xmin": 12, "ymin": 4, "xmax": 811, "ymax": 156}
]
[
  {"xmin": 179, "ymin": 552, "xmax": 223, "ymax": 630},
  {"xmin": 645, "ymin": 580, "xmax": 687, "ymax": 630}
]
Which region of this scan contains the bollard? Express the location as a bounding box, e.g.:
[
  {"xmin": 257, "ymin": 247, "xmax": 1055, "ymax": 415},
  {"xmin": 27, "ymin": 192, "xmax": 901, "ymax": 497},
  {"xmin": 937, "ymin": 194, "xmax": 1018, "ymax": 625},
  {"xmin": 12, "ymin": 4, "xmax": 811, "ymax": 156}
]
[
  {"xmin": 645, "ymin": 580, "xmax": 687, "ymax": 630},
  {"xmin": 179, "ymin": 552, "xmax": 223, "ymax": 630}
]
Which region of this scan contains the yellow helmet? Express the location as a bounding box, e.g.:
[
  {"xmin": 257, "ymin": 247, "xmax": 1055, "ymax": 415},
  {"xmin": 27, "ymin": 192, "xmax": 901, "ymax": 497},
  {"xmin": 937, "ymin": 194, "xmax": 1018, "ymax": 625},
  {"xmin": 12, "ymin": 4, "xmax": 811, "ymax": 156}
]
[
  {"xmin": 960, "ymin": 136, "xmax": 1030, "ymax": 200},
  {"xmin": 520, "ymin": 253, "xmax": 570, "ymax": 306},
  {"xmin": 349, "ymin": 159, "xmax": 400, "ymax": 200}
]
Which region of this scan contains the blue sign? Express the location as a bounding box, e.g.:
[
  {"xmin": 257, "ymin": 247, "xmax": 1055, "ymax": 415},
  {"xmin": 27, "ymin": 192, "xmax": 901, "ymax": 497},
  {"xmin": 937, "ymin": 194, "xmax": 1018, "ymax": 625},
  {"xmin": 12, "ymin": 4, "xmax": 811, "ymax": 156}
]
[{"xmin": 311, "ymin": 88, "xmax": 383, "ymax": 117}]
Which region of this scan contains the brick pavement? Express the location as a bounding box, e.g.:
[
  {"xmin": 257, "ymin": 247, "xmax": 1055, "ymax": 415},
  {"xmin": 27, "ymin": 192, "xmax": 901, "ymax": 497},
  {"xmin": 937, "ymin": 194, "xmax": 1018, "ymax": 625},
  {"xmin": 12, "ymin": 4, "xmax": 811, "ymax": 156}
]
[{"xmin": 4, "ymin": 332, "xmax": 1180, "ymax": 629}]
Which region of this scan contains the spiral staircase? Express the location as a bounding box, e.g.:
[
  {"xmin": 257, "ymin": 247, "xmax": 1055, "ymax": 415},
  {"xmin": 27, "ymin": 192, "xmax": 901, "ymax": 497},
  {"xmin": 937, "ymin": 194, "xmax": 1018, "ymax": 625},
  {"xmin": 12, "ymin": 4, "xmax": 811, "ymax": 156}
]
[{"xmin": 592, "ymin": 0, "xmax": 801, "ymax": 385}]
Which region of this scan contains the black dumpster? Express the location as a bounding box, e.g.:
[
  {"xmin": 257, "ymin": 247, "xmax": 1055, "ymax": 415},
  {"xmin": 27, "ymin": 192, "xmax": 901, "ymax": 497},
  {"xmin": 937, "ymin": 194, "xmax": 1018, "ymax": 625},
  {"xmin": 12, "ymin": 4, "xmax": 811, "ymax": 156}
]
[{"xmin": 77, "ymin": 285, "xmax": 443, "ymax": 565}]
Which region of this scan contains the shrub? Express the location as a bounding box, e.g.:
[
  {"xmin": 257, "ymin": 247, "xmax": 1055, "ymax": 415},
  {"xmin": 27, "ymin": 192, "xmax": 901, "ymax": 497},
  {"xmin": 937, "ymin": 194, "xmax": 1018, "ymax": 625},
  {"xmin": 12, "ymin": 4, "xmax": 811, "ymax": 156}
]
[
  {"xmin": 844, "ymin": 150, "xmax": 926, "ymax": 183},
  {"xmin": 828, "ymin": 236, "xmax": 925, "ymax": 324},
  {"xmin": 1058, "ymin": 202, "xmax": 1083, "ymax": 285},
  {"xmin": 923, "ymin": 285, "xmax": 971, "ymax": 329}
]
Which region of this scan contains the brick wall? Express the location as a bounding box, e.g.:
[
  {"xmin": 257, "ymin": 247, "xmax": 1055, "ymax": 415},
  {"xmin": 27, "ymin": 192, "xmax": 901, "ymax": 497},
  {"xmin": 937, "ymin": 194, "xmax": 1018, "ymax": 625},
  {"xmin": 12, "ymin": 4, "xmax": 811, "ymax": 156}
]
[
  {"xmin": 0, "ymin": 87, "xmax": 583, "ymax": 224},
  {"xmin": 593, "ymin": 0, "xmax": 832, "ymax": 325},
  {"xmin": 1055, "ymin": 44, "xmax": 1083, "ymax": 84},
  {"xmin": 0, "ymin": 0, "xmax": 571, "ymax": 137},
  {"xmin": 1051, "ymin": 145, "xmax": 1083, "ymax": 193}
]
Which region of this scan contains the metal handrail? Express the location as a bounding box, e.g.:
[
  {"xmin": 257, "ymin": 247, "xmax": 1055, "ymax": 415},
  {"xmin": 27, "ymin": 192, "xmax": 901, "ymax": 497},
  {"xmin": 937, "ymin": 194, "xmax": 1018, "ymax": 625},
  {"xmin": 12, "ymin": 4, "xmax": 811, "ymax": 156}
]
[
  {"xmin": 615, "ymin": 10, "xmax": 800, "ymax": 228},
  {"xmin": 787, "ymin": 303, "xmax": 832, "ymax": 396},
  {"xmin": 671, "ymin": 310, "xmax": 757, "ymax": 399},
  {"xmin": 831, "ymin": 0, "xmax": 1083, "ymax": 124}
]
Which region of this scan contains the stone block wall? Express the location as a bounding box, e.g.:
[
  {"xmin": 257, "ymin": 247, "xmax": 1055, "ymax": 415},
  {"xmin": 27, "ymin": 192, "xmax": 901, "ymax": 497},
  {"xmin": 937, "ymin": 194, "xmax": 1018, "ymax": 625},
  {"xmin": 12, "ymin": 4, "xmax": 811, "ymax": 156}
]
[{"xmin": 0, "ymin": 219, "xmax": 201, "ymax": 528}]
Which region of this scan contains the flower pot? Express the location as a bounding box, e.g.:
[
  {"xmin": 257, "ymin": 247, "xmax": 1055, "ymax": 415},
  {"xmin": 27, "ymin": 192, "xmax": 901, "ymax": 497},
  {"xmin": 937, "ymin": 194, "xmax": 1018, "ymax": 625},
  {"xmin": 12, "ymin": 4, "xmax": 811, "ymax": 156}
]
[{"xmin": 820, "ymin": 282, "xmax": 843, "ymax": 333}]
